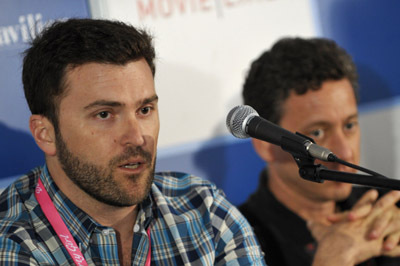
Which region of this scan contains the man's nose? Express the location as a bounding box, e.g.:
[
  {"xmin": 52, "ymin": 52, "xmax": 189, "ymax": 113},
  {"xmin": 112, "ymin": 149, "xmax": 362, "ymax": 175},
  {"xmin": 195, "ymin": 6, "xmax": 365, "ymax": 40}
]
[
  {"xmin": 120, "ymin": 115, "xmax": 145, "ymax": 147},
  {"xmin": 329, "ymin": 132, "xmax": 353, "ymax": 162},
  {"xmin": 326, "ymin": 131, "xmax": 356, "ymax": 172}
]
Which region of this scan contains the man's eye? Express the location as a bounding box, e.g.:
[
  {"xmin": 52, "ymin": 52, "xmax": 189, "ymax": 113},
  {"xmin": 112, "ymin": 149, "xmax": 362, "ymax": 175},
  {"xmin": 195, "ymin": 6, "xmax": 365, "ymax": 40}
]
[
  {"xmin": 310, "ymin": 129, "xmax": 324, "ymax": 139},
  {"xmin": 140, "ymin": 106, "xmax": 151, "ymax": 115},
  {"xmin": 345, "ymin": 122, "xmax": 357, "ymax": 130},
  {"xmin": 96, "ymin": 111, "xmax": 111, "ymax": 119}
]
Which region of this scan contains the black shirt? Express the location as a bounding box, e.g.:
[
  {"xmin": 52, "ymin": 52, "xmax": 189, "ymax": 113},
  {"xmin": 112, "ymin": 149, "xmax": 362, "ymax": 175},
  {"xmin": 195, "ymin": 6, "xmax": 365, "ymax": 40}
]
[{"xmin": 239, "ymin": 169, "xmax": 400, "ymax": 266}]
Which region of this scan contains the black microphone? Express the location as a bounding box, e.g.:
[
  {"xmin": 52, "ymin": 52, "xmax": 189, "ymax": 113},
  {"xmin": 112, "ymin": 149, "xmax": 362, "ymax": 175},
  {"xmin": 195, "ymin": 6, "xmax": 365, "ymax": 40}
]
[{"xmin": 226, "ymin": 105, "xmax": 335, "ymax": 162}]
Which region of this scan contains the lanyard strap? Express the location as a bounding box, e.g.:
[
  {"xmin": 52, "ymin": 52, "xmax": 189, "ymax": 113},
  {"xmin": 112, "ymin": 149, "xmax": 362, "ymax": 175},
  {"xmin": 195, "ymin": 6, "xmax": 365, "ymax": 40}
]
[
  {"xmin": 35, "ymin": 178, "xmax": 88, "ymax": 265},
  {"xmin": 35, "ymin": 178, "xmax": 152, "ymax": 265},
  {"xmin": 145, "ymin": 226, "xmax": 151, "ymax": 266}
]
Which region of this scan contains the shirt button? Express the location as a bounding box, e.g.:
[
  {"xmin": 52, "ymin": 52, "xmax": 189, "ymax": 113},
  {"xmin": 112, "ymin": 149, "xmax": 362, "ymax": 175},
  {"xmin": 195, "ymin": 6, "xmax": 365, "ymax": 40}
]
[
  {"xmin": 133, "ymin": 224, "xmax": 140, "ymax": 233},
  {"xmin": 103, "ymin": 229, "xmax": 110, "ymax": 235}
]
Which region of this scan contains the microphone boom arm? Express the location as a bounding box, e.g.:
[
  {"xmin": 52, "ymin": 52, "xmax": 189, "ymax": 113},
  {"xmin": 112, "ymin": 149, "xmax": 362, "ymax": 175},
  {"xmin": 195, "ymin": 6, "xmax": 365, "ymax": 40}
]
[{"xmin": 298, "ymin": 165, "xmax": 400, "ymax": 190}]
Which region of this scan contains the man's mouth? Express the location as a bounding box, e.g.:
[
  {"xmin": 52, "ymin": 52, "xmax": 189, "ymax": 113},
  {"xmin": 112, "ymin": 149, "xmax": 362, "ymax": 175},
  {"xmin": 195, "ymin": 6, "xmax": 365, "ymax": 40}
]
[{"xmin": 122, "ymin": 162, "xmax": 143, "ymax": 169}]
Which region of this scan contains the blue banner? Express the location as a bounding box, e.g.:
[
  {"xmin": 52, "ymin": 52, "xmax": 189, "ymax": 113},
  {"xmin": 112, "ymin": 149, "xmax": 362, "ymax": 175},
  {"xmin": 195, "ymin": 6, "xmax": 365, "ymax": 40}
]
[
  {"xmin": 316, "ymin": 0, "xmax": 400, "ymax": 105},
  {"xmin": 0, "ymin": 0, "xmax": 90, "ymax": 179}
]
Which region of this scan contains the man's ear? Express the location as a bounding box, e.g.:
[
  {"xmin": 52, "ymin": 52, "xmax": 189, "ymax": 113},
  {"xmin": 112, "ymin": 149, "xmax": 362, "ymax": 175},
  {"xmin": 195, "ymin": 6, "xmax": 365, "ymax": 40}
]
[
  {"xmin": 29, "ymin": 115, "xmax": 57, "ymax": 156},
  {"xmin": 251, "ymin": 138, "xmax": 276, "ymax": 162}
]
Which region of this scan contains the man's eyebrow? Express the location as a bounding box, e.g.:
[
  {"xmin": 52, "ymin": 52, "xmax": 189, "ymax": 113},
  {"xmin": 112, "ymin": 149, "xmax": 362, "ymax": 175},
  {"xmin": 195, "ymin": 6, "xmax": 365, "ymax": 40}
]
[
  {"xmin": 83, "ymin": 95, "xmax": 158, "ymax": 110},
  {"xmin": 347, "ymin": 113, "xmax": 359, "ymax": 120},
  {"xmin": 83, "ymin": 100, "xmax": 124, "ymax": 110},
  {"xmin": 302, "ymin": 113, "xmax": 359, "ymax": 129},
  {"xmin": 141, "ymin": 95, "xmax": 159, "ymax": 105}
]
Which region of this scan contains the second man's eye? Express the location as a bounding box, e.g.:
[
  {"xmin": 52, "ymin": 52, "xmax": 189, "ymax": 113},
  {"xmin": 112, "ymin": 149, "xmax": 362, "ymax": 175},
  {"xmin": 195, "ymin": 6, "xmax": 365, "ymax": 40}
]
[
  {"xmin": 310, "ymin": 129, "xmax": 324, "ymax": 139},
  {"xmin": 345, "ymin": 121, "xmax": 358, "ymax": 131}
]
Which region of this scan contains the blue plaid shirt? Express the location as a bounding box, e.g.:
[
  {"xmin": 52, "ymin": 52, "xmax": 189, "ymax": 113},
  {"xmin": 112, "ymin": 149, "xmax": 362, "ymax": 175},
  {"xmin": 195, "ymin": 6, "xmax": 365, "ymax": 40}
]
[{"xmin": 0, "ymin": 166, "xmax": 265, "ymax": 265}]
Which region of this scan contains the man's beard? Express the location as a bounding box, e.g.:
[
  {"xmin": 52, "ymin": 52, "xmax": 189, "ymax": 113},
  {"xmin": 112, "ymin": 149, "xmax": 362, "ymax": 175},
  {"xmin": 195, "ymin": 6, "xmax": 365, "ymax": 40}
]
[{"xmin": 54, "ymin": 131, "xmax": 155, "ymax": 207}]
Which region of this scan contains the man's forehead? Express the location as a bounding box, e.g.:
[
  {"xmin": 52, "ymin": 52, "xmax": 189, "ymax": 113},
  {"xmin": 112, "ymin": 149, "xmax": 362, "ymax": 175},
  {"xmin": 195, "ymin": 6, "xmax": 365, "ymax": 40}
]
[
  {"xmin": 60, "ymin": 60, "xmax": 156, "ymax": 107},
  {"xmin": 280, "ymin": 81, "xmax": 358, "ymax": 127}
]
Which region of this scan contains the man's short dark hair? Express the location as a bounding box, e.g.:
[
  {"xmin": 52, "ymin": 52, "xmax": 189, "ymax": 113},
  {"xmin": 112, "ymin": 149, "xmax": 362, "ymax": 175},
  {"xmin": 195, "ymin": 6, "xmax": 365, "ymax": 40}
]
[
  {"xmin": 243, "ymin": 37, "xmax": 359, "ymax": 124},
  {"xmin": 22, "ymin": 18, "xmax": 156, "ymax": 131}
]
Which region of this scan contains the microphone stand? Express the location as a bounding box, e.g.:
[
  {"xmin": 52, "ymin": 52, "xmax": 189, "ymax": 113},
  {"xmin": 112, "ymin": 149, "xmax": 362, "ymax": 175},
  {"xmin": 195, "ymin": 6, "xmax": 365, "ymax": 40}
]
[
  {"xmin": 299, "ymin": 164, "xmax": 400, "ymax": 190},
  {"xmin": 281, "ymin": 134, "xmax": 400, "ymax": 191}
]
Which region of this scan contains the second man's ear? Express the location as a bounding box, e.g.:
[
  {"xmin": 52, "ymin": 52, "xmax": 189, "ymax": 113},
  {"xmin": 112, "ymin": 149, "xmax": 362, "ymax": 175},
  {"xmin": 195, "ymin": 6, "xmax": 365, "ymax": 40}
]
[
  {"xmin": 252, "ymin": 138, "xmax": 276, "ymax": 162},
  {"xmin": 252, "ymin": 137, "xmax": 295, "ymax": 163}
]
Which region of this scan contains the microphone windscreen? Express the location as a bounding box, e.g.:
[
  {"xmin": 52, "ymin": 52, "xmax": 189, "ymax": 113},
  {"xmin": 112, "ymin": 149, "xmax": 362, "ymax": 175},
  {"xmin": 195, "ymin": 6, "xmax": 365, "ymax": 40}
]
[{"xmin": 226, "ymin": 105, "xmax": 258, "ymax": 139}]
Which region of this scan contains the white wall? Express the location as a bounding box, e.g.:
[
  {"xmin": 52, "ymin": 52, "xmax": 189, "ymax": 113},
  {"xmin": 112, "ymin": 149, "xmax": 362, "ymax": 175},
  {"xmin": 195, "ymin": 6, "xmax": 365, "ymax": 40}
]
[{"xmin": 88, "ymin": 0, "xmax": 317, "ymax": 149}]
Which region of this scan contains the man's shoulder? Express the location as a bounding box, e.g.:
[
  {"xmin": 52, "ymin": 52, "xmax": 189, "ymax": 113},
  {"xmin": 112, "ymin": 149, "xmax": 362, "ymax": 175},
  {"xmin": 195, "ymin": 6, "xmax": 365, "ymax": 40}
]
[
  {"xmin": 0, "ymin": 167, "xmax": 40, "ymax": 201},
  {"xmin": 0, "ymin": 167, "xmax": 41, "ymax": 232},
  {"xmin": 151, "ymin": 171, "xmax": 235, "ymax": 216},
  {"xmin": 153, "ymin": 171, "xmax": 220, "ymax": 198}
]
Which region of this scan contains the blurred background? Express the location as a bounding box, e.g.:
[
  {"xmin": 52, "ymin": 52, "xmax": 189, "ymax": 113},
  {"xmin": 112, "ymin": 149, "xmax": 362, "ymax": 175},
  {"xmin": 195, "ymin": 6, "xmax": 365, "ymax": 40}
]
[{"xmin": 1, "ymin": 0, "xmax": 399, "ymax": 205}]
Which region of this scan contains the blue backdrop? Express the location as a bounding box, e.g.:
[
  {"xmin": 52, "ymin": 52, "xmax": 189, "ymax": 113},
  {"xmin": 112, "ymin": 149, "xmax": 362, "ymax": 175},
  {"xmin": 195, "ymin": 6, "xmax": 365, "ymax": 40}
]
[
  {"xmin": 316, "ymin": 0, "xmax": 400, "ymax": 105},
  {"xmin": 0, "ymin": 0, "xmax": 89, "ymax": 179}
]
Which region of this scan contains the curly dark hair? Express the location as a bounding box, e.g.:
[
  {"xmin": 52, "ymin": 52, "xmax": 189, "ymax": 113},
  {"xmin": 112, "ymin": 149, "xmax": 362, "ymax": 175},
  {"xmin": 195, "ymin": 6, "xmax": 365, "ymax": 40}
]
[
  {"xmin": 22, "ymin": 18, "xmax": 156, "ymax": 132},
  {"xmin": 243, "ymin": 37, "xmax": 359, "ymax": 124}
]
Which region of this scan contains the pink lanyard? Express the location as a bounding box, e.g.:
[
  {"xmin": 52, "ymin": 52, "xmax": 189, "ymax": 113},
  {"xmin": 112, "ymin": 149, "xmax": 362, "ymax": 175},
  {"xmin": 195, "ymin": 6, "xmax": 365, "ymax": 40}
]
[{"xmin": 35, "ymin": 178, "xmax": 152, "ymax": 266}]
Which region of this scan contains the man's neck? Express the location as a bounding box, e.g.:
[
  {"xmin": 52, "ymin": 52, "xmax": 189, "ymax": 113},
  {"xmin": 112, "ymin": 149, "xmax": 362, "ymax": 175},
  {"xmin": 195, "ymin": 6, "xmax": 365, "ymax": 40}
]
[{"xmin": 267, "ymin": 168, "xmax": 336, "ymax": 224}]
